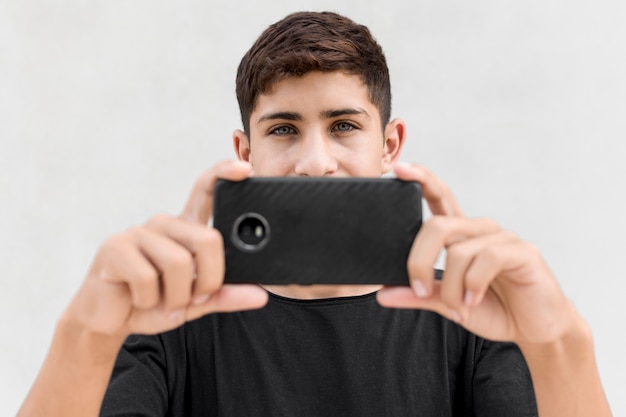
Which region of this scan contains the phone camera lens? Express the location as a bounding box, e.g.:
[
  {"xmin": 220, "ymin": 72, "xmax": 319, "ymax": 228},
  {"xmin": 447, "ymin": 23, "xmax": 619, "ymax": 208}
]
[
  {"xmin": 239, "ymin": 220, "xmax": 265, "ymax": 244},
  {"xmin": 232, "ymin": 213, "xmax": 270, "ymax": 252}
]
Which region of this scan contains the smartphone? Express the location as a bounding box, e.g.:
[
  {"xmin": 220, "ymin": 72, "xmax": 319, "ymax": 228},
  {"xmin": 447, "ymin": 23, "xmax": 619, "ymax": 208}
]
[{"xmin": 212, "ymin": 177, "xmax": 422, "ymax": 285}]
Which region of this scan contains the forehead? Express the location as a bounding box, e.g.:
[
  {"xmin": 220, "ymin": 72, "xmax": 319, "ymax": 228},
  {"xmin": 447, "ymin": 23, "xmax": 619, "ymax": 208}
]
[{"xmin": 252, "ymin": 71, "xmax": 378, "ymax": 118}]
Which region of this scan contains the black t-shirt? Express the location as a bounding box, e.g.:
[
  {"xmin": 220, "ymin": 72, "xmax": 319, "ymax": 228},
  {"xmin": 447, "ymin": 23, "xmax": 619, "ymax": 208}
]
[{"xmin": 101, "ymin": 291, "xmax": 537, "ymax": 416}]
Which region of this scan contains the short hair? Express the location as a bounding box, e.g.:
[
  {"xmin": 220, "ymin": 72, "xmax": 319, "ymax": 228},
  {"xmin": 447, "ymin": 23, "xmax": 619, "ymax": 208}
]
[{"xmin": 236, "ymin": 11, "xmax": 392, "ymax": 136}]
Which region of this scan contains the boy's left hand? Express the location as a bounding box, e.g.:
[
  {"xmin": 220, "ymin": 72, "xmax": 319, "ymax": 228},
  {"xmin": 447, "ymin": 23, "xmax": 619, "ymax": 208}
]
[{"xmin": 377, "ymin": 162, "xmax": 577, "ymax": 345}]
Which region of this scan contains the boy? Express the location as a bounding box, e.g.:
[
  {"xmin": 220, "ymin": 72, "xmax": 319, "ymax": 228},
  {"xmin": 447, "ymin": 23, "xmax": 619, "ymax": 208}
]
[{"xmin": 18, "ymin": 11, "xmax": 611, "ymax": 416}]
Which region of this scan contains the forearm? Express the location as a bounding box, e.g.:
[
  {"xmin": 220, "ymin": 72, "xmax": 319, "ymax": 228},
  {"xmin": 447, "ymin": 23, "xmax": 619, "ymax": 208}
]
[
  {"xmin": 518, "ymin": 310, "xmax": 612, "ymax": 417},
  {"xmin": 17, "ymin": 312, "xmax": 126, "ymax": 417}
]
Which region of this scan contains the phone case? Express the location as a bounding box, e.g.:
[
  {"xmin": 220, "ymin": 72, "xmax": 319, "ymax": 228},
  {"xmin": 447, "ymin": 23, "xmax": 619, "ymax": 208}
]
[{"xmin": 213, "ymin": 177, "xmax": 422, "ymax": 285}]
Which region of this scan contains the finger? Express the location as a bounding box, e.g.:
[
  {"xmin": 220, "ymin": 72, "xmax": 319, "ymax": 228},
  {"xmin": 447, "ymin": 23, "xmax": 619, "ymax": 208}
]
[
  {"xmin": 127, "ymin": 285, "xmax": 268, "ymax": 334},
  {"xmin": 393, "ymin": 162, "xmax": 463, "ymax": 217},
  {"xmin": 376, "ymin": 285, "xmax": 457, "ymax": 322},
  {"xmin": 190, "ymin": 229, "xmax": 224, "ymax": 302},
  {"xmin": 180, "ymin": 160, "xmax": 252, "ymax": 224},
  {"xmin": 132, "ymin": 227, "xmax": 195, "ymax": 313},
  {"xmin": 407, "ymin": 216, "xmax": 500, "ymax": 298},
  {"xmin": 95, "ymin": 233, "xmax": 160, "ymax": 310},
  {"xmin": 437, "ymin": 252, "xmax": 467, "ymax": 322},
  {"xmin": 145, "ymin": 215, "xmax": 225, "ymax": 303},
  {"xmin": 464, "ymin": 238, "xmax": 541, "ymax": 307},
  {"xmin": 378, "ymin": 284, "xmax": 511, "ymax": 337},
  {"xmin": 186, "ymin": 284, "xmax": 269, "ymax": 321},
  {"xmin": 439, "ymin": 230, "xmax": 518, "ymax": 320}
]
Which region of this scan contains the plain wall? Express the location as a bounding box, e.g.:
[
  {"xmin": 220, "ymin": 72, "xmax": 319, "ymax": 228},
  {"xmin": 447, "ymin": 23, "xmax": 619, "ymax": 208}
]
[{"xmin": 2, "ymin": 0, "xmax": 625, "ymax": 414}]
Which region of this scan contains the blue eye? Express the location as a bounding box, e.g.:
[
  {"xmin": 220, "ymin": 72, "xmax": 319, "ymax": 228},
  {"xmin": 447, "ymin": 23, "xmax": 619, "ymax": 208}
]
[
  {"xmin": 271, "ymin": 125, "xmax": 295, "ymax": 135},
  {"xmin": 333, "ymin": 122, "xmax": 355, "ymax": 132}
]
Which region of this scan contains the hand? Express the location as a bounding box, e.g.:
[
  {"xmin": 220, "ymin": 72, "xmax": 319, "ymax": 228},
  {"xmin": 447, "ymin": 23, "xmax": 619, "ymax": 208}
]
[
  {"xmin": 65, "ymin": 160, "xmax": 268, "ymax": 338},
  {"xmin": 377, "ymin": 162, "xmax": 576, "ymax": 345}
]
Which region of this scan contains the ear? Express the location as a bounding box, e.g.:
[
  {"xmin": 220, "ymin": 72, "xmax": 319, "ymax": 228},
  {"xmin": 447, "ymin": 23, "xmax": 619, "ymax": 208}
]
[
  {"xmin": 381, "ymin": 118, "xmax": 406, "ymax": 174},
  {"xmin": 233, "ymin": 129, "xmax": 251, "ymax": 162}
]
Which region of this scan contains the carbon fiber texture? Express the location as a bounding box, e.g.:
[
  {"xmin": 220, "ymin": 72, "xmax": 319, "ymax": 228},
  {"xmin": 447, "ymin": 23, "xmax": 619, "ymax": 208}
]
[{"xmin": 213, "ymin": 177, "xmax": 422, "ymax": 285}]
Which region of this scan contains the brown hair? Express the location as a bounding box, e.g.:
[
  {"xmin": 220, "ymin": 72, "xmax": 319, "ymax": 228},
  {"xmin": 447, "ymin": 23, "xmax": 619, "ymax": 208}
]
[{"xmin": 236, "ymin": 11, "xmax": 392, "ymax": 135}]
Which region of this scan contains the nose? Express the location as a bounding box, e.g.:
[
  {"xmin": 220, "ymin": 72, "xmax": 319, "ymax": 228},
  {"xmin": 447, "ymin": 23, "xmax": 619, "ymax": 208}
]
[{"xmin": 293, "ymin": 134, "xmax": 338, "ymax": 177}]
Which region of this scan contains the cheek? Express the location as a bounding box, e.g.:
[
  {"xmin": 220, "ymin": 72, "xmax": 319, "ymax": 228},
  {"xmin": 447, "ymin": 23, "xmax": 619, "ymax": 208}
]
[
  {"xmin": 337, "ymin": 144, "xmax": 384, "ymax": 175},
  {"xmin": 250, "ymin": 145, "xmax": 294, "ymax": 176},
  {"xmin": 343, "ymin": 137, "xmax": 384, "ymax": 158}
]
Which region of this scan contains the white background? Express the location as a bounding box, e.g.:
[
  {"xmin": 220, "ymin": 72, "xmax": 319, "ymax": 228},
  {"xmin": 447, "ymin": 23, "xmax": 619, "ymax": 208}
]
[{"xmin": 2, "ymin": 0, "xmax": 625, "ymax": 415}]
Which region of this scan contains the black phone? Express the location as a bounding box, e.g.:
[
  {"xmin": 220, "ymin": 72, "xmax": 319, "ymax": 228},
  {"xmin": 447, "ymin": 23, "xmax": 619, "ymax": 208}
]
[{"xmin": 212, "ymin": 177, "xmax": 422, "ymax": 285}]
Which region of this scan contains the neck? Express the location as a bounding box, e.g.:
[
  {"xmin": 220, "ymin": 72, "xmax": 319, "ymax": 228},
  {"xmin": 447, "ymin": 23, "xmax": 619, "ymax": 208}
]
[{"xmin": 262, "ymin": 284, "xmax": 382, "ymax": 300}]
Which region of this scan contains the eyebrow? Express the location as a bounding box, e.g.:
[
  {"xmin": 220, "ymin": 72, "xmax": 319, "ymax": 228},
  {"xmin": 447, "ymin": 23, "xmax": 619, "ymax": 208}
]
[
  {"xmin": 256, "ymin": 107, "xmax": 371, "ymax": 125},
  {"xmin": 257, "ymin": 112, "xmax": 302, "ymax": 124},
  {"xmin": 320, "ymin": 107, "xmax": 371, "ymax": 119}
]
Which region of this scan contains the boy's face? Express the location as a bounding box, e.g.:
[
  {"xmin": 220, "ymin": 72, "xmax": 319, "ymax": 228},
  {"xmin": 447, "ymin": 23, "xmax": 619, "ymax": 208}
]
[{"xmin": 233, "ymin": 71, "xmax": 405, "ymax": 177}]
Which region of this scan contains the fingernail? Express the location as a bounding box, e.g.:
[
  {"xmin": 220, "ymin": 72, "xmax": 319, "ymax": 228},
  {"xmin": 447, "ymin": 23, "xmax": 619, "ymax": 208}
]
[
  {"xmin": 233, "ymin": 160, "xmax": 251, "ymax": 169},
  {"xmin": 464, "ymin": 291, "xmax": 474, "ymax": 306},
  {"xmin": 192, "ymin": 294, "xmax": 210, "ymax": 305},
  {"xmin": 168, "ymin": 309, "xmax": 185, "ymax": 321},
  {"xmin": 450, "ymin": 310, "xmax": 462, "ymax": 324},
  {"xmin": 412, "ymin": 281, "xmax": 428, "ymax": 298}
]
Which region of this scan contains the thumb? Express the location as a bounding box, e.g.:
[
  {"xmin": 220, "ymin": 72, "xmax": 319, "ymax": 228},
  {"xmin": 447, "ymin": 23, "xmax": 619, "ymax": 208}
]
[{"xmin": 179, "ymin": 160, "xmax": 252, "ymax": 224}]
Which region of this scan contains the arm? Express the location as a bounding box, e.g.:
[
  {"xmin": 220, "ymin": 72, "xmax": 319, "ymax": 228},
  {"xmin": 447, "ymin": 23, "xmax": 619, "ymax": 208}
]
[
  {"xmin": 378, "ymin": 162, "xmax": 611, "ymax": 417},
  {"xmin": 518, "ymin": 308, "xmax": 611, "ymax": 416},
  {"xmin": 17, "ymin": 315, "xmax": 125, "ymax": 417},
  {"xmin": 17, "ymin": 160, "xmax": 268, "ymax": 417}
]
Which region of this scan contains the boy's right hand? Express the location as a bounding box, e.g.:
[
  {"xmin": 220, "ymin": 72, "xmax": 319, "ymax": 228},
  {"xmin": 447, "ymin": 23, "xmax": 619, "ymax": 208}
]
[{"xmin": 64, "ymin": 160, "xmax": 268, "ymax": 340}]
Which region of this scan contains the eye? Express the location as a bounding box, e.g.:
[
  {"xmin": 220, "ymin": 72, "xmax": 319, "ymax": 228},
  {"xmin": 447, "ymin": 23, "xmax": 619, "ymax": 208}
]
[
  {"xmin": 332, "ymin": 122, "xmax": 357, "ymax": 132},
  {"xmin": 270, "ymin": 125, "xmax": 296, "ymax": 136}
]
